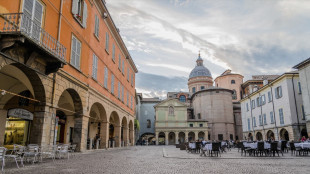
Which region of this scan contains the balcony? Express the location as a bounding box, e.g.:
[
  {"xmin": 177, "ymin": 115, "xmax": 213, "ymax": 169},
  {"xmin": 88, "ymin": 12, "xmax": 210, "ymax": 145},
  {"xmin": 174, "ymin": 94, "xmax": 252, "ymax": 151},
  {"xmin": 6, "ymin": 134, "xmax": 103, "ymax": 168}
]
[{"xmin": 0, "ymin": 13, "xmax": 66, "ymax": 74}]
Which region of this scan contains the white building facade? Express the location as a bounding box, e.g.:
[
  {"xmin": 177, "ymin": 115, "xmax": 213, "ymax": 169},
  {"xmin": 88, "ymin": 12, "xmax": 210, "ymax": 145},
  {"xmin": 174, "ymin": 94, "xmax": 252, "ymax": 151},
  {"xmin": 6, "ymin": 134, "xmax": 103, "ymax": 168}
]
[{"xmin": 241, "ymin": 72, "xmax": 306, "ymax": 141}]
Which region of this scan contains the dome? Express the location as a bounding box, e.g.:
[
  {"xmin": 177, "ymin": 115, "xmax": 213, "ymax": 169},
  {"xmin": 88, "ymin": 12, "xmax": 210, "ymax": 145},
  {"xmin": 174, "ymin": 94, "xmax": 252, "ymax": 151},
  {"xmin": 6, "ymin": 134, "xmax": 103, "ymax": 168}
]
[
  {"xmin": 189, "ymin": 53, "xmax": 212, "ymax": 78},
  {"xmin": 189, "ymin": 66, "xmax": 212, "ymax": 78}
]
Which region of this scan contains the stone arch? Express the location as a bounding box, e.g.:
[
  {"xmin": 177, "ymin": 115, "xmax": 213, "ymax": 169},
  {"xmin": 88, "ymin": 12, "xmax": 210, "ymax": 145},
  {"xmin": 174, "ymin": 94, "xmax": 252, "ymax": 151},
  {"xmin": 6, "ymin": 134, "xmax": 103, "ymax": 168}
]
[
  {"xmin": 129, "ymin": 119, "xmax": 134, "ymax": 146},
  {"xmin": 158, "ymin": 132, "xmax": 165, "ymax": 145},
  {"xmin": 0, "ymin": 63, "xmax": 47, "ymax": 146},
  {"xmin": 168, "ymin": 132, "xmax": 175, "ymax": 145},
  {"xmin": 256, "ymin": 132, "xmax": 263, "ymax": 141},
  {"xmin": 121, "ymin": 116, "xmax": 128, "ymax": 146},
  {"xmin": 266, "ymin": 130, "xmax": 274, "ymax": 140},
  {"xmin": 198, "ymin": 132, "xmax": 205, "ymax": 140},
  {"xmin": 188, "ymin": 132, "xmax": 195, "ymax": 142},
  {"xmin": 178, "ymin": 132, "xmax": 185, "ymax": 144},
  {"xmin": 87, "ymin": 102, "xmax": 107, "ymax": 149},
  {"xmin": 279, "ymin": 128, "xmax": 289, "ymax": 141}
]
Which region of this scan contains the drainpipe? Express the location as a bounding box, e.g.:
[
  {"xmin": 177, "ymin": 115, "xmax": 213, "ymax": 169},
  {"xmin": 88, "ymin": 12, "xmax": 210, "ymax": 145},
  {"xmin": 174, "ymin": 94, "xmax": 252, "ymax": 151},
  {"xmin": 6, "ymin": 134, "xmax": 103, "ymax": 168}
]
[
  {"xmin": 292, "ymin": 74, "xmax": 301, "ymax": 139},
  {"xmin": 270, "ymin": 86, "xmax": 279, "ymax": 140},
  {"xmin": 57, "ymin": 0, "xmax": 64, "ymax": 41}
]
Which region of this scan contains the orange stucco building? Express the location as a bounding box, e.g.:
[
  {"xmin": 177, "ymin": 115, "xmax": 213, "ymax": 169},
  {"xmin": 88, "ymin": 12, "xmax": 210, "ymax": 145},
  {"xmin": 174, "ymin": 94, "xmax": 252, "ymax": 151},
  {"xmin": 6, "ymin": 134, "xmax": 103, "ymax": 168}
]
[{"xmin": 0, "ymin": 0, "xmax": 137, "ymax": 151}]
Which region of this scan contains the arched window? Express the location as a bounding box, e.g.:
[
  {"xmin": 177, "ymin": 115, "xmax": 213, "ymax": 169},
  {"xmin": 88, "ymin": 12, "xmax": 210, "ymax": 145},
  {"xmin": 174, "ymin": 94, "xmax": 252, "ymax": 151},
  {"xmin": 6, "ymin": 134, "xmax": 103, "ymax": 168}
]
[
  {"xmin": 192, "ymin": 87, "xmax": 196, "ymax": 93},
  {"xmin": 168, "ymin": 106, "xmax": 174, "ymax": 115},
  {"xmin": 231, "ymin": 80, "xmax": 235, "ymax": 84},
  {"xmin": 179, "ymin": 95, "xmax": 186, "ymax": 102},
  {"xmin": 232, "ymin": 90, "xmax": 237, "ymax": 100},
  {"xmin": 147, "ymin": 119, "xmax": 151, "ymax": 128}
]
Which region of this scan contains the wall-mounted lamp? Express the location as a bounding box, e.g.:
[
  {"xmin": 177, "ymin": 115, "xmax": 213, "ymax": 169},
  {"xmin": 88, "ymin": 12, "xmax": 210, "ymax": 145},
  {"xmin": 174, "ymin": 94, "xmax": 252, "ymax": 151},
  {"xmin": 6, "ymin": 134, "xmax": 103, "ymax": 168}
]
[{"xmin": 103, "ymin": 12, "xmax": 108, "ymax": 19}]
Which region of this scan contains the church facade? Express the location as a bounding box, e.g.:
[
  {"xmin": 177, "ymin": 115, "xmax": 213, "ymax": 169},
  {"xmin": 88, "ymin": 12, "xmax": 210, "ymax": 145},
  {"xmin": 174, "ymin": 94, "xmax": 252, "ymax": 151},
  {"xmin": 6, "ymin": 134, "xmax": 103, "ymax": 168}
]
[{"xmin": 154, "ymin": 53, "xmax": 243, "ymax": 144}]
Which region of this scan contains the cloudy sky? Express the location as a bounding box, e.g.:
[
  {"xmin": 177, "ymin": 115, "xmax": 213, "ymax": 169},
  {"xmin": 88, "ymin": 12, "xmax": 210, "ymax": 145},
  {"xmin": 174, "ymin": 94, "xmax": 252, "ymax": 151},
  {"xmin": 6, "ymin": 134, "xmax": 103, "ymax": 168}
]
[{"xmin": 106, "ymin": 0, "xmax": 310, "ymax": 98}]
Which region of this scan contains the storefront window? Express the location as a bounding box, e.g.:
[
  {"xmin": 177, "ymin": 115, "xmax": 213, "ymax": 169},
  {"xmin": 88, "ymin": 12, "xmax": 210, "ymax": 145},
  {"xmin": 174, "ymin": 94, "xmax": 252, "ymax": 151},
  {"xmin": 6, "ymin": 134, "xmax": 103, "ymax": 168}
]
[{"xmin": 4, "ymin": 117, "xmax": 30, "ymax": 148}]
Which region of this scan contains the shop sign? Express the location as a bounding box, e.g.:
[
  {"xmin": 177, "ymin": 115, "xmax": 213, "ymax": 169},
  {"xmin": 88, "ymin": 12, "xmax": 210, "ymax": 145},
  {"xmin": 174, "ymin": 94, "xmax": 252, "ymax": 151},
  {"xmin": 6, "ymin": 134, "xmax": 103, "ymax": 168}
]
[{"xmin": 8, "ymin": 108, "xmax": 34, "ymax": 120}]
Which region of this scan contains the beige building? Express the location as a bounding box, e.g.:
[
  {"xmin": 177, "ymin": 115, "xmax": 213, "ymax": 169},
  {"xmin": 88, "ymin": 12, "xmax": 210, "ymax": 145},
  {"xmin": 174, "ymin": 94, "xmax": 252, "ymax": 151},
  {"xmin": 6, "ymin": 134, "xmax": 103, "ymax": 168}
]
[
  {"xmin": 294, "ymin": 58, "xmax": 310, "ymax": 137},
  {"xmin": 154, "ymin": 99, "xmax": 208, "ymax": 145}
]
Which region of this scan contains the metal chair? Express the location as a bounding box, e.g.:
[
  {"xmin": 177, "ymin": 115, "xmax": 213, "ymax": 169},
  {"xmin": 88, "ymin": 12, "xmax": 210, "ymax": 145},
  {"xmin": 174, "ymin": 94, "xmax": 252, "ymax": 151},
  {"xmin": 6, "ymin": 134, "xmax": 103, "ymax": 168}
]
[
  {"xmin": 210, "ymin": 142, "xmax": 221, "ymax": 157},
  {"xmin": 5, "ymin": 144, "xmax": 24, "ymax": 168},
  {"xmin": 0, "ymin": 147, "xmax": 7, "ymax": 171},
  {"xmin": 24, "ymin": 144, "xmax": 39, "ymax": 164},
  {"xmin": 57, "ymin": 144, "xmax": 70, "ymax": 159}
]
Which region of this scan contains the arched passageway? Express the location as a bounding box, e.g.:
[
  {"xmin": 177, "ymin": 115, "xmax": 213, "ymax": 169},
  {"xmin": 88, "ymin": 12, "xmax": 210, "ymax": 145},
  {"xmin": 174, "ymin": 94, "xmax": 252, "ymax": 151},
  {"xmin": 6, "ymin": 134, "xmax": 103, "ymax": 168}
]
[
  {"xmin": 280, "ymin": 128, "xmax": 289, "ymax": 141},
  {"xmin": 256, "ymin": 132, "xmax": 263, "ymax": 141},
  {"xmin": 158, "ymin": 132, "xmax": 165, "ymax": 145},
  {"xmin": 188, "ymin": 132, "xmax": 195, "ymax": 142},
  {"xmin": 178, "ymin": 132, "xmax": 185, "ymax": 144},
  {"xmin": 168, "ymin": 132, "xmax": 175, "ymax": 145}
]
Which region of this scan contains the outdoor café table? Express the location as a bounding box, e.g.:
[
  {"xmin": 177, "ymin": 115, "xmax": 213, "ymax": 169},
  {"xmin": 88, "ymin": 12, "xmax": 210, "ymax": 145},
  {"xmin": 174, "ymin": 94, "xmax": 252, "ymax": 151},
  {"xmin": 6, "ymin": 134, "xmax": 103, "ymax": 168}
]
[
  {"xmin": 189, "ymin": 143, "xmax": 196, "ymax": 149},
  {"xmin": 203, "ymin": 144, "xmax": 212, "ymax": 151},
  {"xmin": 294, "ymin": 143, "xmax": 310, "ymax": 149},
  {"xmin": 243, "ymin": 142, "xmax": 270, "ymax": 149},
  {"xmin": 221, "ymin": 142, "xmax": 227, "ymax": 146}
]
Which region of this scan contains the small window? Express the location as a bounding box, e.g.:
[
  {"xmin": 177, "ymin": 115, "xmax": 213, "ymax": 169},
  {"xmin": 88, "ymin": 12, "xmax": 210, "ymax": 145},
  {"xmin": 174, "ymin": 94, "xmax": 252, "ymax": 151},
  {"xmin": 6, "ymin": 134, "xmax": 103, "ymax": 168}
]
[
  {"xmin": 189, "ymin": 124, "xmax": 193, "ymax": 127},
  {"xmin": 105, "ymin": 32, "xmax": 109, "ymax": 52},
  {"xmin": 298, "ymin": 82, "xmax": 302, "ymax": 94},
  {"xmin": 104, "ymin": 67, "xmax": 108, "ymax": 88},
  {"xmin": 92, "ymin": 54, "xmax": 98, "ymax": 80},
  {"xmin": 147, "ymin": 119, "xmax": 151, "ymax": 128},
  {"xmin": 192, "ymin": 87, "xmax": 196, "ymax": 93},
  {"xmin": 275, "ymin": 86, "xmax": 282, "ymax": 99},
  {"xmin": 168, "ymin": 106, "xmax": 174, "ymax": 115},
  {"xmin": 111, "ymin": 74, "xmax": 114, "ymax": 94},
  {"xmin": 71, "ymin": 35, "xmax": 81, "ymax": 69},
  {"xmin": 198, "ymin": 113, "xmax": 201, "ymax": 119},
  {"xmin": 231, "ymin": 80, "xmax": 235, "ymax": 84},
  {"xmin": 199, "ymin": 124, "xmax": 203, "ymax": 127},
  {"xmin": 218, "ymin": 134, "xmax": 223, "ymax": 140},
  {"xmin": 232, "ymin": 90, "xmax": 237, "ymax": 100},
  {"xmin": 179, "ymin": 95, "xmax": 186, "ymax": 102},
  {"xmin": 72, "ymin": 0, "xmax": 88, "ymax": 28},
  {"xmin": 200, "ymin": 86, "xmax": 205, "ymax": 90}
]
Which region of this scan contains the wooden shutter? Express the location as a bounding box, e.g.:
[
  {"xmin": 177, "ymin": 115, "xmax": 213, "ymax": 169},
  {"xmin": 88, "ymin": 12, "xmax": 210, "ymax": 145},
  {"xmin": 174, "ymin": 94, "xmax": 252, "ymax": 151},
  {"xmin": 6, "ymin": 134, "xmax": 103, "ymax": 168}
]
[
  {"xmin": 118, "ymin": 55, "xmax": 121, "ymax": 69},
  {"xmin": 24, "ymin": 0, "xmax": 34, "ymax": 16},
  {"xmin": 82, "ymin": 1, "xmax": 87, "ymax": 28},
  {"xmin": 112, "ymin": 44, "xmax": 115, "ymax": 61},
  {"xmin": 72, "ymin": 0, "xmax": 79, "ymax": 14},
  {"xmin": 275, "ymin": 88, "xmax": 278, "ymax": 99},
  {"xmin": 95, "ymin": 15, "xmax": 99, "ymax": 36},
  {"xmin": 71, "ymin": 36, "xmax": 76, "ymax": 65},
  {"xmin": 104, "ymin": 67, "xmax": 108, "ymax": 88},
  {"xmin": 111, "ymin": 74, "xmax": 114, "ymax": 94},
  {"xmin": 76, "ymin": 39, "xmax": 81, "ymax": 68},
  {"xmin": 279, "ymin": 86, "xmax": 282, "ymax": 97}
]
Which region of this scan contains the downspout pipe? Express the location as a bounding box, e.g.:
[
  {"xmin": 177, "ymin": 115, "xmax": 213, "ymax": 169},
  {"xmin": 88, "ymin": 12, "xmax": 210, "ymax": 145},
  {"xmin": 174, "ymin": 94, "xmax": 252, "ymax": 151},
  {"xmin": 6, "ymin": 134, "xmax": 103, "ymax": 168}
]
[{"xmin": 292, "ymin": 74, "xmax": 301, "ymax": 139}]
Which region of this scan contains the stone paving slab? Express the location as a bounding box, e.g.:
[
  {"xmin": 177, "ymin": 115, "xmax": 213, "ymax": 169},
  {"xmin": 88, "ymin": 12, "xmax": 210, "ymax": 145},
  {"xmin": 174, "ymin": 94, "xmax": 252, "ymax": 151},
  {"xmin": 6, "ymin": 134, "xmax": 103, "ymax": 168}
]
[{"xmin": 2, "ymin": 146, "xmax": 310, "ymax": 174}]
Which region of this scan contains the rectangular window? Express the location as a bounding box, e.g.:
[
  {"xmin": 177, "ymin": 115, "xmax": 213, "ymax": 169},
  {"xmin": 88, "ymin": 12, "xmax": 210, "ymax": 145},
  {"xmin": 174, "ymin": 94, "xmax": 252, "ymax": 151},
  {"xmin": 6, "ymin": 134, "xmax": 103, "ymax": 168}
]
[
  {"xmin": 298, "ymin": 82, "xmax": 302, "ymax": 94},
  {"xmin": 302, "ymin": 105, "xmax": 306, "ymax": 120},
  {"xmin": 199, "ymin": 124, "xmax": 203, "ymax": 127},
  {"xmin": 256, "ymin": 97, "xmax": 260, "ymax": 107},
  {"xmin": 246, "ymin": 103, "xmax": 249, "ymax": 111},
  {"xmin": 259, "ymin": 115, "xmax": 262, "ymax": 126},
  {"xmin": 104, "ymin": 67, "xmax": 108, "ymax": 88},
  {"xmin": 122, "ymin": 60, "xmax": 124, "ymax": 74},
  {"xmin": 275, "ymin": 86, "xmax": 282, "ymax": 99},
  {"xmin": 270, "ymin": 112, "xmax": 274, "ymax": 123},
  {"xmin": 118, "ymin": 55, "xmax": 121, "ymax": 70},
  {"xmin": 251, "ymin": 100, "xmax": 255, "ymax": 109},
  {"xmin": 23, "ymin": 0, "xmax": 44, "ymax": 40},
  {"xmin": 71, "ymin": 35, "xmax": 81, "ymax": 69},
  {"xmin": 198, "ymin": 113, "xmax": 201, "ymax": 119},
  {"xmin": 261, "ymin": 95, "xmax": 266, "ymax": 105},
  {"xmin": 263, "ymin": 114, "xmax": 267, "ymax": 125},
  {"xmin": 131, "ymin": 96, "xmax": 133, "ymax": 109},
  {"xmin": 71, "ymin": 0, "xmax": 88, "ymax": 27},
  {"xmin": 92, "ymin": 54, "xmax": 98, "ymax": 80},
  {"xmin": 279, "ymin": 108, "xmax": 284, "ymax": 125},
  {"xmin": 189, "ymin": 124, "xmax": 193, "ymax": 127},
  {"xmin": 127, "ymin": 91, "xmax": 129, "ymax": 106},
  {"xmin": 248, "ymin": 118, "xmax": 251, "ymax": 131},
  {"xmin": 94, "ymin": 14, "xmax": 99, "ymax": 37},
  {"xmin": 112, "ymin": 44, "xmax": 115, "ymax": 62},
  {"xmin": 147, "ymin": 119, "xmax": 151, "ymax": 128},
  {"xmin": 268, "ymin": 91, "xmax": 272, "ymax": 102},
  {"xmin": 218, "ymin": 134, "xmax": 223, "ymax": 141},
  {"xmin": 111, "ymin": 74, "xmax": 114, "ymax": 94},
  {"xmin": 127, "ymin": 68, "xmax": 130, "ymax": 81},
  {"xmin": 121, "ymin": 85, "xmax": 124, "ymax": 102},
  {"xmin": 105, "ymin": 32, "xmax": 109, "ymax": 51},
  {"xmin": 118, "ymin": 82, "xmax": 120, "ymax": 99},
  {"xmin": 253, "ymin": 117, "xmax": 256, "ymax": 127}
]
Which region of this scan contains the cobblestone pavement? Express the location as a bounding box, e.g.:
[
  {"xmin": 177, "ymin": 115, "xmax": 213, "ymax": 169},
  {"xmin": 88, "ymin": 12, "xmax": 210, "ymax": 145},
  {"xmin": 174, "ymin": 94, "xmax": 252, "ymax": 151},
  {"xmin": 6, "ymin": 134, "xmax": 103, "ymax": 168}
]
[{"xmin": 3, "ymin": 146, "xmax": 310, "ymax": 174}]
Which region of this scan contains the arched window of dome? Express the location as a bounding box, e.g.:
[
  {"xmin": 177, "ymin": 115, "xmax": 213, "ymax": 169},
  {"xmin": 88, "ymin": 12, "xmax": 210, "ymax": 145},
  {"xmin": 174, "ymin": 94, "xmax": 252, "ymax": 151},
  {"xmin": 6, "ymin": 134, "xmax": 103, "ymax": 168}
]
[
  {"xmin": 200, "ymin": 86, "xmax": 205, "ymax": 90},
  {"xmin": 179, "ymin": 95, "xmax": 186, "ymax": 102},
  {"xmin": 147, "ymin": 119, "xmax": 151, "ymax": 128},
  {"xmin": 192, "ymin": 87, "xmax": 196, "ymax": 93},
  {"xmin": 168, "ymin": 106, "xmax": 174, "ymax": 115},
  {"xmin": 231, "ymin": 80, "xmax": 236, "ymax": 84},
  {"xmin": 232, "ymin": 90, "xmax": 237, "ymax": 100}
]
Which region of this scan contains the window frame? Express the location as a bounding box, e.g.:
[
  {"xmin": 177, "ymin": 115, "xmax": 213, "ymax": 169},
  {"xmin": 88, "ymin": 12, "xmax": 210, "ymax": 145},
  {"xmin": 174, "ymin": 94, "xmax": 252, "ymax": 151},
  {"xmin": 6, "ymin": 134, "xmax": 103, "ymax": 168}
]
[
  {"xmin": 92, "ymin": 54, "xmax": 98, "ymax": 80},
  {"xmin": 70, "ymin": 35, "xmax": 81, "ymax": 69}
]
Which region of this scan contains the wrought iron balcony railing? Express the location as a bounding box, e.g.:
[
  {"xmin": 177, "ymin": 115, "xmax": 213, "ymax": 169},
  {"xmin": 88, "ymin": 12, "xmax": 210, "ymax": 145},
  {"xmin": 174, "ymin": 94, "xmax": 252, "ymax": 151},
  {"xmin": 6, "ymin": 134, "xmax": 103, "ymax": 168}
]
[{"xmin": 0, "ymin": 13, "xmax": 66, "ymax": 62}]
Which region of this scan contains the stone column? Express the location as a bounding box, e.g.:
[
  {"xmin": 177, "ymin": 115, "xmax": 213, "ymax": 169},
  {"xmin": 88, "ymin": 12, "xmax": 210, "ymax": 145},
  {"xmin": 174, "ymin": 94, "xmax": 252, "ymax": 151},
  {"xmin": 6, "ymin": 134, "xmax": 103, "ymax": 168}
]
[
  {"xmin": 114, "ymin": 125, "xmax": 121, "ymax": 147},
  {"xmin": 175, "ymin": 132, "xmax": 179, "ymax": 144},
  {"xmin": 123, "ymin": 127, "xmax": 129, "ymax": 146},
  {"xmin": 100, "ymin": 121, "xmax": 109, "ymax": 149},
  {"xmin": 0, "ymin": 109, "xmax": 7, "ymax": 146},
  {"xmin": 72, "ymin": 115, "xmax": 89, "ymax": 152},
  {"xmin": 165, "ymin": 132, "xmax": 169, "ymax": 145},
  {"xmin": 185, "ymin": 131, "xmax": 188, "ymax": 143},
  {"xmin": 205, "ymin": 131, "xmax": 209, "ymax": 140},
  {"xmin": 156, "ymin": 132, "xmax": 159, "ymax": 145},
  {"xmin": 195, "ymin": 131, "xmax": 198, "ymax": 141},
  {"xmin": 130, "ymin": 127, "xmax": 135, "ymax": 146}
]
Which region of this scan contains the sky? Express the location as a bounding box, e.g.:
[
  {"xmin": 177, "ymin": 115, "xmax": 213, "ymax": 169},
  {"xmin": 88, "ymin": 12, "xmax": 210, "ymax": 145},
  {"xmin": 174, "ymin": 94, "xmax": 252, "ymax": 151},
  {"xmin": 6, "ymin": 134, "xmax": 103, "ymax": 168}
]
[{"xmin": 106, "ymin": 0, "xmax": 310, "ymax": 99}]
